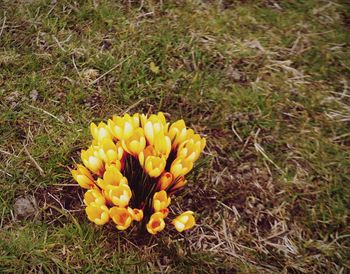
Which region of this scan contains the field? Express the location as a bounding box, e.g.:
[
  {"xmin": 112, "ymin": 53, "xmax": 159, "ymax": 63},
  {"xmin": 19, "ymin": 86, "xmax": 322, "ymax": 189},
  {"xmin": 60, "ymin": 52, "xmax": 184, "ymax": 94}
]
[{"xmin": 1, "ymin": 0, "xmax": 349, "ymax": 273}]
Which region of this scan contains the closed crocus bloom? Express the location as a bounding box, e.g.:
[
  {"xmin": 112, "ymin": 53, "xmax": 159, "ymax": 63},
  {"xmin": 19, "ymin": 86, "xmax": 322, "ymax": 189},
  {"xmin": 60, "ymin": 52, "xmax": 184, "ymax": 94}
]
[
  {"xmin": 153, "ymin": 190, "xmax": 171, "ymax": 212},
  {"xmin": 127, "ymin": 207, "xmax": 143, "ymax": 222},
  {"xmin": 143, "ymin": 112, "xmax": 168, "ymax": 145},
  {"xmin": 71, "ymin": 164, "xmax": 95, "ymax": 189},
  {"xmin": 109, "ymin": 207, "xmax": 133, "ymax": 230},
  {"xmin": 177, "ymin": 134, "xmax": 206, "ymax": 162},
  {"xmin": 104, "ymin": 160, "xmax": 122, "ymax": 172},
  {"xmin": 146, "ymin": 212, "xmax": 165, "ymax": 235},
  {"xmin": 168, "ymin": 120, "xmax": 195, "ymax": 148},
  {"xmin": 132, "ymin": 113, "xmax": 140, "ymax": 127},
  {"xmin": 81, "ymin": 147, "xmax": 105, "ymax": 176},
  {"xmin": 105, "ymin": 184, "xmax": 132, "ymax": 207},
  {"xmin": 170, "ymin": 157, "xmax": 193, "ymax": 178},
  {"xmin": 168, "ymin": 119, "xmax": 186, "ymax": 142},
  {"xmin": 172, "ymin": 211, "xmax": 195, "ymax": 232},
  {"xmin": 84, "ymin": 189, "xmax": 106, "ymax": 206},
  {"xmin": 108, "ymin": 113, "xmax": 139, "ymax": 141},
  {"xmin": 138, "ymin": 145, "xmax": 156, "ymax": 167},
  {"xmin": 153, "ymin": 133, "xmax": 171, "ymax": 157},
  {"xmin": 122, "ymin": 128, "xmax": 146, "ymax": 156},
  {"xmin": 98, "ymin": 139, "xmax": 123, "ymax": 164},
  {"xmin": 170, "ymin": 176, "xmax": 187, "ymax": 192},
  {"xmin": 145, "ymin": 155, "xmax": 166, "ymax": 177},
  {"xmin": 157, "ymin": 172, "xmax": 173, "ymax": 190},
  {"xmin": 90, "ymin": 121, "xmax": 112, "ymax": 143},
  {"xmin": 86, "ymin": 204, "xmax": 109, "ymax": 225}
]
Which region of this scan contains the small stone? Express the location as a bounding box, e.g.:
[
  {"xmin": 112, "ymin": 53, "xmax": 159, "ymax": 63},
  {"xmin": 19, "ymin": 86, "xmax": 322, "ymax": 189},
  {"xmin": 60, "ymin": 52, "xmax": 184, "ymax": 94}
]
[
  {"xmin": 14, "ymin": 197, "xmax": 36, "ymax": 219},
  {"xmin": 82, "ymin": 69, "xmax": 99, "ymax": 84},
  {"xmin": 30, "ymin": 90, "xmax": 39, "ymax": 101}
]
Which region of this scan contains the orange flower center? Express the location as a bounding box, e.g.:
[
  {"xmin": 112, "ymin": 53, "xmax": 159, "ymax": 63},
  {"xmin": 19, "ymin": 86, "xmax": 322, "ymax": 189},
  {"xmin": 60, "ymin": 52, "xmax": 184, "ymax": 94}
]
[{"xmin": 152, "ymin": 220, "xmax": 160, "ymax": 228}]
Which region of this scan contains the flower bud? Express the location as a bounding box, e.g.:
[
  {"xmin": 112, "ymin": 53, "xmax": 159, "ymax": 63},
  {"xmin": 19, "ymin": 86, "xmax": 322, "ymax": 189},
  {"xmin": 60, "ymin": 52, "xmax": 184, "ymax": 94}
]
[
  {"xmin": 157, "ymin": 172, "xmax": 173, "ymax": 190},
  {"xmin": 71, "ymin": 164, "xmax": 95, "ymax": 189}
]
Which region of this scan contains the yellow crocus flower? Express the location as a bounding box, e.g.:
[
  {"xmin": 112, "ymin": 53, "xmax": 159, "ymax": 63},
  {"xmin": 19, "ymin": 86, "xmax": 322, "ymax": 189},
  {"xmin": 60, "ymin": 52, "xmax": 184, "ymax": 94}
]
[
  {"xmin": 71, "ymin": 164, "xmax": 95, "ymax": 189},
  {"xmin": 138, "ymin": 145, "xmax": 156, "ymax": 167},
  {"xmin": 127, "ymin": 207, "xmax": 144, "ymax": 222},
  {"xmin": 170, "ymin": 157, "xmax": 193, "ymax": 178},
  {"xmin": 90, "ymin": 121, "xmax": 112, "ymax": 143},
  {"xmin": 153, "ymin": 132, "xmax": 171, "ymax": 157},
  {"xmin": 109, "ymin": 207, "xmax": 133, "ymax": 230},
  {"xmin": 153, "ymin": 190, "xmax": 171, "ymax": 212},
  {"xmin": 177, "ymin": 134, "xmax": 206, "ymax": 162},
  {"xmin": 85, "ymin": 204, "xmax": 110, "ymax": 225},
  {"xmin": 146, "ymin": 212, "xmax": 165, "ymax": 234},
  {"xmin": 108, "ymin": 113, "xmax": 139, "ymax": 141},
  {"xmin": 172, "ymin": 211, "xmax": 195, "ymax": 232},
  {"xmin": 97, "ymin": 139, "xmax": 124, "ymax": 164},
  {"xmin": 142, "ymin": 112, "xmax": 168, "ymax": 145},
  {"xmin": 96, "ymin": 164, "xmax": 128, "ymax": 190},
  {"xmin": 168, "ymin": 120, "xmax": 195, "ymax": 148},
  {"xmin": 156, "ymin": 172, "xmax": 173, "ymax": 190},
  {"xmin": 145, "ymin": 155, "xmax": 166, "ymax": 177},
  {"xmin": 122, "ymin": 128, "xmax": 146, "ymax": 156},
  {"xmin": 105, "ymin": 184, "xmax": 132, "ymax": 207},
  {"xmin": 81, "ymin": 146, "xmax": 105, "ymax": 176},
  {"xmin": 83, "ymin": 188, "xmax": 106, "ymax": 206}
]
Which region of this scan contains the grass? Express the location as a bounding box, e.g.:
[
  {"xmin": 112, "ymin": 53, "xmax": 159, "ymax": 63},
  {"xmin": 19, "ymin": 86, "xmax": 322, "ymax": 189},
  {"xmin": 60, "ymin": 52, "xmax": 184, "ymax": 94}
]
[{"xmin": 1, "ymin": 0, "xmax": 350, "ymax": 272}]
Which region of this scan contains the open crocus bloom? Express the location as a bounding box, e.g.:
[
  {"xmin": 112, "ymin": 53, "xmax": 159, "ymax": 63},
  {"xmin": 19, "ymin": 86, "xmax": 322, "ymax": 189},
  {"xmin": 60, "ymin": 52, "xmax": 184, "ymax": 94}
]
[
  {"xmin": 85, "ymin": 204, "xmax": 110, "ymax": 225},
  {"xmin": 105, "ymin": 184, "xmax": 132, "ymax": 207},
  {"xmin": 110, "ymin": 207, "xmax": 133, "ymax": 230},
  {"xmin": 172, "ymin": 211, "xmax": 195, "ymax": 232},
  {"xmin": 145, "ymin": 155, "xmax": 166, "ymax": 178},
  {"xmin": 84, "ymin": 189, "xmax": 106, "ymax": 206},
  {"xmin": 146, "ymin": 212, "xmax": 165, "ymax": 234},
  {"xmin": 128, "ymin": 208, "xmax": 143, "ymax": 222},
  {"xmin": 71, "ymin": 164, "xmax": 95, "ymax": 189}
]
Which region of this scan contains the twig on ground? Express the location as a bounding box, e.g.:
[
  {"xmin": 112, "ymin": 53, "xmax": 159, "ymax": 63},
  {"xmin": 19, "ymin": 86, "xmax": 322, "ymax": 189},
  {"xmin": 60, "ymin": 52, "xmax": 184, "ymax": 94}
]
[
  {"xmin": 88, "ymin": 56, "xmax": 131, "ymax": 86},
  {"xmin": 0, "ymin": 148, "xmax": 18, "ymax": 158},
  {"xmin": 0, "ymin": 168, "xmax": 12, "ymax": 177},
  {"xmin": 0, "ymin": 14, "xmax": 6, "ymax": 39},
  {"xmin": 28, "ymin": 104, "xmax": 64, "ymax": 123},
  {"xmin": 122, "ymin": 98, "xmax": 145, "ymax": 114},
  {"xmin": 23, "ymin": 143, "xmax": 45, "ymax": 176}
]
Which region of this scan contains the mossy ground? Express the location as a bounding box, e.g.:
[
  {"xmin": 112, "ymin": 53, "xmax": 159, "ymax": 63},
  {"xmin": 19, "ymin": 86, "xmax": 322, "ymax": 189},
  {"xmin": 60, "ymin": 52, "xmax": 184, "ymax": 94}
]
[{"xmin": 1, "ymin": 0, "xmax": 350, "ymax": 273}]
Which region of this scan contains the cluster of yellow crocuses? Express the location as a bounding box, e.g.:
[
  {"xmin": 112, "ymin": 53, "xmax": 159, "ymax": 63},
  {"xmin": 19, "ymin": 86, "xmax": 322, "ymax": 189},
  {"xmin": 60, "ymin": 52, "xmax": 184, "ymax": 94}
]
[{"xmin": 71, "ymin": 112, "xmax": 205, "ymax": 234}]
